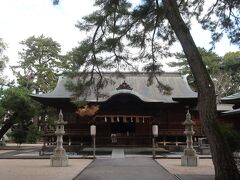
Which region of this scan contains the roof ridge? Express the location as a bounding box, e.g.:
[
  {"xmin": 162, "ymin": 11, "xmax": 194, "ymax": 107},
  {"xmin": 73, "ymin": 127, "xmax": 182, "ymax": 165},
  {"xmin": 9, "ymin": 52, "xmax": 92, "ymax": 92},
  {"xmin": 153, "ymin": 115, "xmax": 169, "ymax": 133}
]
[
  {"xmin": 96, "ymin": 71, "xmax": 180, "ymax": 74},
  {"xmin": 75, "ymin": 71, "xmax": 182, "ymax": 77}
]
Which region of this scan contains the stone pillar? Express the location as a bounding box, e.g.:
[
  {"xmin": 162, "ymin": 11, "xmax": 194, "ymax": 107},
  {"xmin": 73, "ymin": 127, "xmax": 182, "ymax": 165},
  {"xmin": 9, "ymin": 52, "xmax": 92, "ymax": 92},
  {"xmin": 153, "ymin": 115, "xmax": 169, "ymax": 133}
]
[
  {"xmin": 50, "ymin": 110, "xmax": 68, "ymax": 167},
  {"xmin": 181, "ymin": 109, "xmax": 198, "ymax": 166}
]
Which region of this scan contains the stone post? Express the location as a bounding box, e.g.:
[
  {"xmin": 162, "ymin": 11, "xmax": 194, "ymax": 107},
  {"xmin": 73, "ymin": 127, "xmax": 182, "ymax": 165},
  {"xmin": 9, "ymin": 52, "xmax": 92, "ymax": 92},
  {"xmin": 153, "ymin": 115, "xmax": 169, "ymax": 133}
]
[
  {"xmin": 90, "ymin": 124, "xmax": 96, "ymax": 159},
  {"xmin": 152, "ymin": 124, "xmax": 158, "ymax": 159},
  {"xmin": 50, "ymin": 110, "xmax": 68, "ymax": 167},
  {"xmin": 181, "ymin": 109, "xmax": 198, "ymax": 166}
]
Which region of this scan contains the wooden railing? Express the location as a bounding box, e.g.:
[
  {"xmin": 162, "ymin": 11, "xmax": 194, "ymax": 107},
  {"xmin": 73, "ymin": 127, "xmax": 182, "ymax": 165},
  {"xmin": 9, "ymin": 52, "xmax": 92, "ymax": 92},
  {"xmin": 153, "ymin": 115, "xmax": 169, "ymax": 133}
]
[
  {"xmin": 158, "ymin": 129, "xmax": 184, "ymax": 136},
  {"xmin": 158, "ymin": 128, "xmax": 203, "ymax": 136}
]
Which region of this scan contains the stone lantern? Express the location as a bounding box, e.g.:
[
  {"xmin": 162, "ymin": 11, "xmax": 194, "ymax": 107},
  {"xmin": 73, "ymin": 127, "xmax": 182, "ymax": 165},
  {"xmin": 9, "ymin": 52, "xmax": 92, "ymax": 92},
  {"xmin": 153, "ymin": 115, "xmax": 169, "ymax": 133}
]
[
  {"xmin": 50, "ymin": 110, "xmax": 68, "ymax": 167},
  {"xmin": 181, "ymin": 109, "xmax": 198, "ymax": 166}
]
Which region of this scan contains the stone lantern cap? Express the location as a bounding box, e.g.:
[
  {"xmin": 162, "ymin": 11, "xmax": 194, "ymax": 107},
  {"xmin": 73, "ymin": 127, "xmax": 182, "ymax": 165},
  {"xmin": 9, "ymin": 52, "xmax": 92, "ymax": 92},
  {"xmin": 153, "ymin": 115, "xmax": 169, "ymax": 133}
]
[
  {"xmin": 182, "ymin": 110, "xmax": 195, "ymax": 125},
  {"xmin": 55, "ymin": 110, "xmax": 67, "ymax": 125}
]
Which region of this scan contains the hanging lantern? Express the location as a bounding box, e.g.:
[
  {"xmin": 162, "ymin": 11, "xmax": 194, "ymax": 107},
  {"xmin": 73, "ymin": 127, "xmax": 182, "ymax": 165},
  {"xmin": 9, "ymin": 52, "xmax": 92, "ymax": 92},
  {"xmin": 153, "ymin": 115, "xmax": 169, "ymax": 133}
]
[
  {"xmin": 117, "ymin": 116, "xmax": 120, "ymax": 122},
  {"xmin": 104, "ymin": 116, "xmax": 107, "ymax": 123},
  {"xmin": 90, "ymin": 125, "xmax": 96, "ymax": 136},
  {"xmin": 152, "ymin": 125, "xmax": 158, "ymax": 137}
]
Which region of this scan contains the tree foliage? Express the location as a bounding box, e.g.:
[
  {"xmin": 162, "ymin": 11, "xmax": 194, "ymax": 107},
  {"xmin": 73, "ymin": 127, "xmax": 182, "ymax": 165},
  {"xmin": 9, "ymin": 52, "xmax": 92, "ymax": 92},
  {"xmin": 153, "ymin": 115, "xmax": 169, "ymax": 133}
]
[
  {"xmin": 70, "ymin": 0, "xmax": 240, "ymax": 77},
  {"xmin": 66, "ymin": 0, "xmax": 181, "ymax": 98},
  {"xmin": 8, "ymin": 127, "xmax": 27, "ymax": 145},
  {"xmin": 197, "ymin": 0, "xmax": 240, "ymax": 47},
  {"xmin": 169, "ymin": 49, "xmax": 240, "ymax": 101},
  {"xmin": 10, "ymin": 35, "xmax": 68, "ymax": 138},
  {"xmin": 26, "ymin": 124, "xmax": 43, "ymax": 143},
  {"xmin": 221, "ymin": 51, "xmax": 240, "ymax": 93},
  {"xmin": 0, "ymin": 87, "xmax": 37, "ymax": 140},
  {"xmin": 0, "ymin": 38, "xmax": 10, "ymax": 90},
  {"xmin": 0, "ymin": 87, "xmax": 36, "ymax": 126},
  {"xmin": 11, "ymin": 35, "xmax": 64, "ymax": 94},
  {"xmin": 169, "ymin": 48, "xmax": 221, "ymax": 85},
  {"xmin": 219, "ymin": 123, "xmax": 240, "ymax": 153}
]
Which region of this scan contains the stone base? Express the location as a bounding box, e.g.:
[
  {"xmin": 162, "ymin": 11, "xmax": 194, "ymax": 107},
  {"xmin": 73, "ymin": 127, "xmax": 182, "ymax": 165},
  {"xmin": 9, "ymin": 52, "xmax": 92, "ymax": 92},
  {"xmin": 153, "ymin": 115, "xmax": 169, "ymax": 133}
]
[
  {"xmin": 50, "ymin": 155, "xmax": 69, "ymax": 167},
  {"xmin": 181, "ymin": 155, "xmax": 198, "ymax": 167},
  {"xmin": 199, "ymin": 147, "xmax": 211, "ymax": 155}
]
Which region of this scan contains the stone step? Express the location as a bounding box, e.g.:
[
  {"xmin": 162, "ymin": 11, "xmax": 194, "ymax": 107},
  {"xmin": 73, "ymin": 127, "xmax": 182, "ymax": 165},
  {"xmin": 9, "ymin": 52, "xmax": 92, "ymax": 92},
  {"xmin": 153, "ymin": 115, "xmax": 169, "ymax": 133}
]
[{"xmin": 111, "ymin": 148, "xmax": 125, "ymax": 158}]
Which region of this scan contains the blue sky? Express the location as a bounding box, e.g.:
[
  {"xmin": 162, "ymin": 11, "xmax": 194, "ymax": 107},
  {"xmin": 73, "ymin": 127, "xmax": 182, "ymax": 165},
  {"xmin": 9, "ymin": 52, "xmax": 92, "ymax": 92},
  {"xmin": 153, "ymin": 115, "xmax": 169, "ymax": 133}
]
[{"xmin": 0, "ymin": 0, "xmax": 239, "ymax": 75}]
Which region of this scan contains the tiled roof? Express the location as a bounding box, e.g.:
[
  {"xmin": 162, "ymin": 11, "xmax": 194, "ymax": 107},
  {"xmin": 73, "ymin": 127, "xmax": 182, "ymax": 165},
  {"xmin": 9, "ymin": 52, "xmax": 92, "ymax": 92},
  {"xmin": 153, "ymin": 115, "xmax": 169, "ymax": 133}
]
[
  {"xmin": 221, "ymin": 92, "xmax": 240, "ymax": 104},
  {"xmin": 31, "ymin": 72, "xmax": 197, "ymax": 103},
  {"xmin": 222, "ymin": 108, "xmax": 240, "ymax": 115}
]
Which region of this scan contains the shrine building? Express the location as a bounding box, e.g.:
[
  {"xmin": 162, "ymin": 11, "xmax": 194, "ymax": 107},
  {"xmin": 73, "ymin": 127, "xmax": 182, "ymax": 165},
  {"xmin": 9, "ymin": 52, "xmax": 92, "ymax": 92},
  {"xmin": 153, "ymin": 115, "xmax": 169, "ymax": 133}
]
[{"xmin": 31, "ymin": 72, "xmax": 233, "ymax": 148}]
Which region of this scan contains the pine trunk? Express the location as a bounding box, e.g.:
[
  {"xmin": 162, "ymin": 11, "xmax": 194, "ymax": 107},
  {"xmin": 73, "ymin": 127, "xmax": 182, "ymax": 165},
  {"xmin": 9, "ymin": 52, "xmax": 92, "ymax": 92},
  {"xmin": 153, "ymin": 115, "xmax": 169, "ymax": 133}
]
[
  {"xmin": 0, "ymin": 118, "xmax": 13, "ymax": 140},
  {"xmin": 162, "ymin": 0, "xmax": 240, "ymax": 180}
]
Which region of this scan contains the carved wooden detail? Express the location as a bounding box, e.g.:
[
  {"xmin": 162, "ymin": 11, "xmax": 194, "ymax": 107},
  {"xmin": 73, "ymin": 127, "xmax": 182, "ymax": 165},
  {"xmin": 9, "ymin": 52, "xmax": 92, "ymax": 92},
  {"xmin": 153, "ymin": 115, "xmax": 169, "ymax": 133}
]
[{"xmin": 116, "ymin": 81, "xmax": 133, "ymax": 90}]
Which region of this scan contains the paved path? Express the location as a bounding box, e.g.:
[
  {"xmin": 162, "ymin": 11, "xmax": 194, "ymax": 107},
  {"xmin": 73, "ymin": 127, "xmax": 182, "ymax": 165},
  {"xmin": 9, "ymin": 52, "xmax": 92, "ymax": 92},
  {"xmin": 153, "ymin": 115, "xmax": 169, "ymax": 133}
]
[{"xmin": 74, "ymin": 158, "xmax": 176, "ymax": 180}]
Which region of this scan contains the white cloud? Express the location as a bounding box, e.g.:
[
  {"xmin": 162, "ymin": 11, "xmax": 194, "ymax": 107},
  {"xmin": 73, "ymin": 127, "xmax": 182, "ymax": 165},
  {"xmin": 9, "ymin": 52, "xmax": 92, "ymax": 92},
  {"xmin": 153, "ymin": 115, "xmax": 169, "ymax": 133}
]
[{"xmin": 0, "ymin": 0, "xmax": 95, "ymax": 65}]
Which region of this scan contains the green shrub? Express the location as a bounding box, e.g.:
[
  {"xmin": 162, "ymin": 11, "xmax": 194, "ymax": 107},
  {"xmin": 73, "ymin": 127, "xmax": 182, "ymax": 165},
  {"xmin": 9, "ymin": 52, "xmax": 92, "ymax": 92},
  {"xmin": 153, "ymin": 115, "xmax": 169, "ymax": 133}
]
[
  {"xmin": 9, "ymin": 128, "xmax": 27, "ymax": 145},
  {"xmin": 26, "ymin": 125, "xmax": 42, "ymax": 143},
  {"xmin": 219, "ymin": 123, "xmax": 240, "ymax": 152}
]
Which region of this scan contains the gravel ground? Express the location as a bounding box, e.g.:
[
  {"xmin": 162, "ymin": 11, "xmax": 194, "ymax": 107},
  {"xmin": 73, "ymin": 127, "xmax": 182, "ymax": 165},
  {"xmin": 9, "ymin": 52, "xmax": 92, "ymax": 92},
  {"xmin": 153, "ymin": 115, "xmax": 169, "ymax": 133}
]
[
  {"xmin": 0, "ymin": 158, "xmax": 215, "ymax": 180},
  {"xmin": 0, "ymin": 159, "xmax": 92, "ymax": 180},
  {"xmin": 156, "ymin": 159, "xmax": 215, "ymax": 175}
]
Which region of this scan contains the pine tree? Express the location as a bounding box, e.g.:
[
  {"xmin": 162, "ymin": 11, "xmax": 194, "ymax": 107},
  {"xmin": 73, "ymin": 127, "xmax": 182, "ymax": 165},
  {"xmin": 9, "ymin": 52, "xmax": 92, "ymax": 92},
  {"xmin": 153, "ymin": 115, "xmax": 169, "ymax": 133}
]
[{"xmin": 58, "ymin": 1, "xmax": 240, "ymax": 179}]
